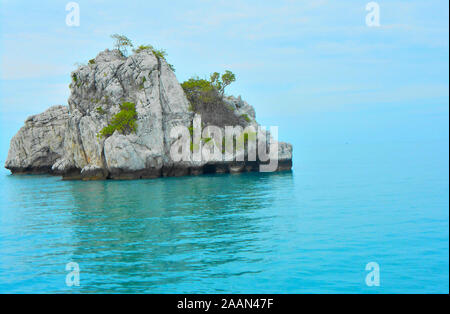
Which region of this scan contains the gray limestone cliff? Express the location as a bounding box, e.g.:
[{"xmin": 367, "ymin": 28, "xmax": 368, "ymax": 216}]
[
  {"xmin": 5, "ymin": 105, "xmax": 68, "ymax": 174},
  {"xmin": 5, "ymin": 49, "xmax": 292, "ymax": 180}
]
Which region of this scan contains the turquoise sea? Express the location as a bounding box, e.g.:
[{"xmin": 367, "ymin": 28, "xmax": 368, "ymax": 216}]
[{"xmin": 0, "ymin": 109, "xmax": 448, "ymax": 294}]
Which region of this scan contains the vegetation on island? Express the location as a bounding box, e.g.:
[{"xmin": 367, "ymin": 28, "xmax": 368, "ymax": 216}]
[
  {"xmin": 110, "ymin": 34, "xmax": 175, "ymax": 71},
  {"xmin": 96, "ymin": 106, "xmax": 106, "ymax": 115},
  {"xmin": 132, "ymin": 44, "xmax": 175, "ymax": 72},
  {"xmin": 209, "ymin": 71, "xmax": 236, "ymax": 97},
  {"xmin": 240, "ymin": 114, "xmax": 251, "ymax": 122},
  {"xmin": 98, "ymin": 102, "xmax": 138, "ymax": 138},
  {"xmin": 82, "ymin": 35, "xmax": 240, "ymax": 139},
  {"xmin": 111, "ymin": 34, "xmax": 134, "ymax": 56},
  {"xmin": 181, "ymin": 71, "xmax": 236, "ymax": 113}
]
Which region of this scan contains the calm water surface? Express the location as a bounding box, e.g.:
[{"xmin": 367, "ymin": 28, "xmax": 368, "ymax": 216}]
[{"xmin": 0, "ymin": 141, "xmax": 448, "ymax": 293}]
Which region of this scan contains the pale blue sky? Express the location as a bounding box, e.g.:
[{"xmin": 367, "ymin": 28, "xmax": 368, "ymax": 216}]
[{"xmin": 0, "ymin": 0, "xmax": 448, "ymax": 167}]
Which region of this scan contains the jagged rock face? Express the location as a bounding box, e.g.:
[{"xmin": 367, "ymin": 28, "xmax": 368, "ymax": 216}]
[
  {"xmin": 51, "ymin": 49, "xmax": 194, "ymax": 179},
  {"xmin": 5, "ymin": 49, "xmax": 293, "ymax": 180},
  {"xmin": 5, "ymin": 105, "xmax": 68, "ymax": 173}
]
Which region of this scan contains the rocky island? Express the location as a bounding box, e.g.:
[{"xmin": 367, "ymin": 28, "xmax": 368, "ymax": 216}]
[{"xmin": 5, "ymin": 39, "xmax": 292, "ymax": 180}]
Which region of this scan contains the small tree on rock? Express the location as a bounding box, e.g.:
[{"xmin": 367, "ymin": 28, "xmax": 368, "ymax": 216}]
[
  {"xmin": 210, "ymin": 70, "xmax": 236, "ymax": 97},
  {"xmin": 111, "ymin": 34, "xmax": 133, "ymax": 56}
]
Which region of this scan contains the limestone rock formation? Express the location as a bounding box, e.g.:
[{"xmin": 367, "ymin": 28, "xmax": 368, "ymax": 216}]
[
  {"xmin": 5, "ymin": 105, "xmax": 68, "ymax": 174},
  {"xmin": 5, "ymin": 49, "xmax": 292, "ymax": 180}
]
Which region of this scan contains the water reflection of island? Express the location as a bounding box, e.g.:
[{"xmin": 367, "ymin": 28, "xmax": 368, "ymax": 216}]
[{"xmin": 65, "ymin": 171, "xmax": 294, "ymax": 293}]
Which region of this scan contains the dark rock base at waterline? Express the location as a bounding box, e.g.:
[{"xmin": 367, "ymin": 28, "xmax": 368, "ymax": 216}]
[
  {"xmin": 7, "ymin": 166, "xmax": 57, "ymax": 175},
  {"xmin": 7, "ymin": 160, "xmax": 292, "ymax": 181}
]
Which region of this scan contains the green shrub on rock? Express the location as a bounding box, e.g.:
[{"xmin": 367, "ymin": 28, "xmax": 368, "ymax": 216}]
[
  {"xmin": 96, "ymin": 107, "xmax": 106, "ymax": 115},
  {"xmin": 181, "ymin": 72, "xmax": 242, "ymax": 127},
  {"xmin": 133, "ymin": 45, "xmax": 153, "ymax": 53},
  {"xmin": 240, "ymin": 114, "xmax": 251, "ymax": 122},
  {"xmin": 98, "ymin": 102, "xmax": 138, "ymax": 138},
  {"xmin": 181, "ymin": 77, "xmax": 216, "ymax": 112},
  {"xmin": 181, "ymin": 71, "xmax": 236, "ymax": 113}
]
